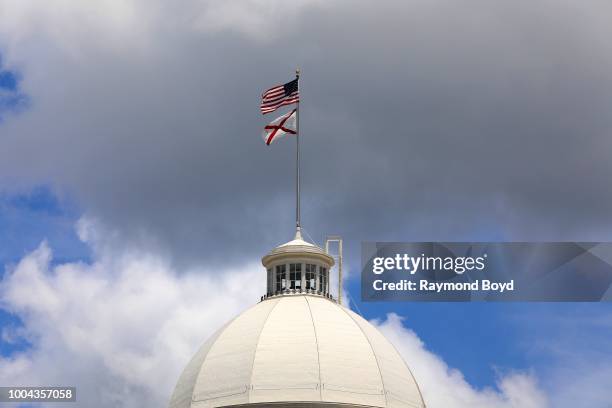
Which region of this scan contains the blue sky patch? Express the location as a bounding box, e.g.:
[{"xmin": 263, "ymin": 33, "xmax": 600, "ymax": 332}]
[
  {"xmin": 0, "ymin": 186, "xmax": 90, "ymax": 268},
  {"xmin": 0, "ymin": 56, "xmax": 29, "ymax": 119},
  {"xmin": 0, "ymin": 310, "xmax": 30, "ymax": 356},
  {"xmin": 0, "ymin": 70, "xmax": 18, "ymax": 91}
]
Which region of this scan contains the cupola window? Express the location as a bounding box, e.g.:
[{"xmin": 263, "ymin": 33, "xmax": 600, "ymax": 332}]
[
  {"xmin": 305, "ymin": 264, "xmax": 316, "ymax": 290},
  {"xmin": 289, "ymin": 263, "xmax": 302, "ymax": 289},
  {"xmin": 319, "ymin": 267, "xmax": 328, "ymax": 294},
  {"xmin": 275, "ymin": 264, "xmax": 286, "ymax": 292}
]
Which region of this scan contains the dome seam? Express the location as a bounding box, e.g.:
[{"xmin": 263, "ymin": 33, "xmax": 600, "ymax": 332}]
[
  {"xmin": 247, "ymin": 297, "xmax": 283, "ymax": 404},
  {"xmin": 303, "ymin": 295, "xmax": 323, "ymax": 401},
  {"xmin": 339, "ymin": 306, "xmax": 389, "ymax": 408},
  {"xmin": 379, "ymin": 326, "xmax": 427, "ymax": 408}
]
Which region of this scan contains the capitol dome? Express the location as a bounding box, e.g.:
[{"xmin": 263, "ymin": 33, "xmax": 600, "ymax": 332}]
[{"xmin": 169, "ymin": 230, "xmax": 425, "ymax": 408}]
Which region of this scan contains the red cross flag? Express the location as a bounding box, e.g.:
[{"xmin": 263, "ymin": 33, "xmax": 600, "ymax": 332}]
[{"xmin": 262, "ymin": 108, "xmax": 297, "ymax": 145}]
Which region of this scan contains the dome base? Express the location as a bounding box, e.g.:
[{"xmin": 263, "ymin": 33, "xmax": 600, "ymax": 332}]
[
  {"xmin": 260, "ymin": 290, "xmax": 335, "ymax": 302},
  {"xmin": 221, "ymin": 402, "xmax": 393, "ymax": 408}
]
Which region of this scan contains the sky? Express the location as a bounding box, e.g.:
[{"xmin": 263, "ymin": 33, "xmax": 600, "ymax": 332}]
[{"xmin": 0, "ymin": 0, "xmax": 612, "ymax": 407}]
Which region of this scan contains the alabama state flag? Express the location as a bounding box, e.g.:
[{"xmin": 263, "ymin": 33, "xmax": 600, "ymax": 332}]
[{"xmin": 262, "ymin": 109, "xmax": 297, "ymax": 146}]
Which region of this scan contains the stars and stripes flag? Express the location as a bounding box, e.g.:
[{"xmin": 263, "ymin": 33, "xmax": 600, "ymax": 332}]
[
  {"xmin": 262, "ymin": 108, "xmax": 297, "ymax": 145},
  {"xmin": 260, "ymin": 78, "xmax": 300, "ymax": 114}
]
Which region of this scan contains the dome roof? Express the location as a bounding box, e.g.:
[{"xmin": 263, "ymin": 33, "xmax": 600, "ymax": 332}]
[
  {"xmin": 261, "ymin": 228, "xmax": 335, "ymax": 268},
  {"xmin": 169, "ymin": 295, "xmax": 425, "ymax": 408}
]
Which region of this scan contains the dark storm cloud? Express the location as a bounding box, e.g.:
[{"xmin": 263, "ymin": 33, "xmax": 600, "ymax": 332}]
[{"xmin": 1, "ymin": 0, "xmax": 611, "ymax": 268}]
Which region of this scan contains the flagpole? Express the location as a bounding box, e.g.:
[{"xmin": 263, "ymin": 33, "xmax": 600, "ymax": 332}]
[{"xmin": 295, "ymin": 68, "xmax": 301, "ymax": 232}]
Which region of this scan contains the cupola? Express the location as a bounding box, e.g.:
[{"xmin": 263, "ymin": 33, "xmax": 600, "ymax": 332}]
[{"xmin": 261, "ymin": 227, "xmax": 335, "ymax": 301}]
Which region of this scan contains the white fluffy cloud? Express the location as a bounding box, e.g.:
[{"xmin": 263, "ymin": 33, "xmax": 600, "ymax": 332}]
[
  {"xmin": 0, "ymin": 218, "xmax": 262, "ymax": 407},
  {"xmin": 0, "ymin": 217, "xmax": 551, "ymax": 408},
  {"xmin": 374, "ymin": 314, "xmax": 548, "ymax": 408}
]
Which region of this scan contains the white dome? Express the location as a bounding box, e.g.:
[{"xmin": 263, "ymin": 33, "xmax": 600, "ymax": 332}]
[{"xmin": 169, "ymin": 295, "xmax": 425, "ymax": 408}]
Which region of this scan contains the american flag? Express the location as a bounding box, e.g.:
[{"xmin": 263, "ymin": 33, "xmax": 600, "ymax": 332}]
[{"xmin": 260, "ymin": 78, "xmax": 300, "ymax": 114}]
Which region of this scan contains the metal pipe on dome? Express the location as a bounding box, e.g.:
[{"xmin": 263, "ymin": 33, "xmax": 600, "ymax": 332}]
[{"xmin": 325, "ymin": 236, "xmax": 343, "ymax": 305}]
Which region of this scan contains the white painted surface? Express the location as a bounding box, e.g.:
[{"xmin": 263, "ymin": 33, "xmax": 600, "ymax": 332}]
[{"xmin": 169, "ymin": 295, "xmax": 424, "ymax": 408}]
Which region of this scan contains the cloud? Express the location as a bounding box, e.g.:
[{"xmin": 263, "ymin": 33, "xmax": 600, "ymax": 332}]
[
  {"xmin": 373, "ymin": 313, "xmax": 548, "ymax": 408},
  {"xmin": 1, "ymin": 0, "xmax": 612, "ymax": 270},
  {"xmin": 0, "ymin": 218, "xmax": 263, "ymax": 407}
]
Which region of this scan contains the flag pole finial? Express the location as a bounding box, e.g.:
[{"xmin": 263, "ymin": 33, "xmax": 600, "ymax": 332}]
[{"xmin": 296, "ymin": 68, "xmax": 300, "ymax": 79}]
